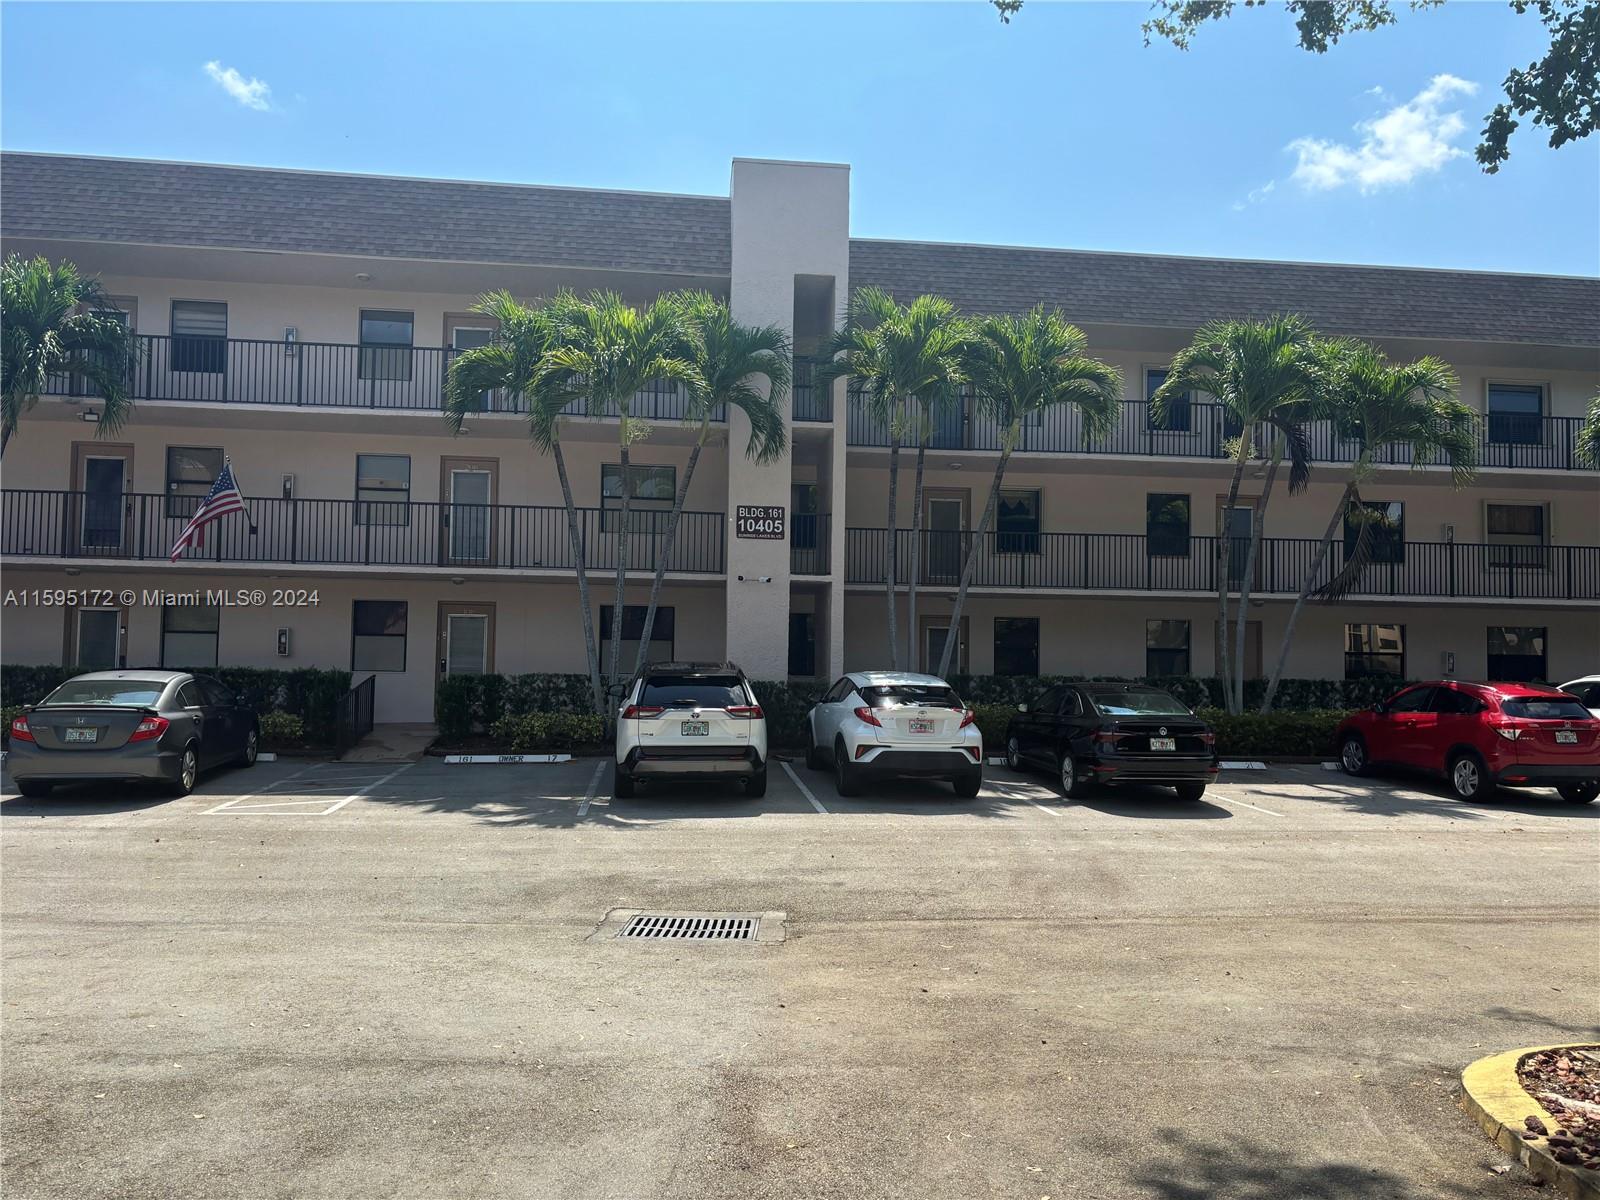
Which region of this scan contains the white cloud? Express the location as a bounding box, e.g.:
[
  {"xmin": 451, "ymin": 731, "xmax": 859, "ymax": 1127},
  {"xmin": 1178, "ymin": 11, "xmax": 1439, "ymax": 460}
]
[
  {"xmin": 1288, "ymin": 74, "xmax": 1477, "ymax": 193},
  {"xmin": 203, "ymin": 60, "xmax": 272, "ymax": 111}
]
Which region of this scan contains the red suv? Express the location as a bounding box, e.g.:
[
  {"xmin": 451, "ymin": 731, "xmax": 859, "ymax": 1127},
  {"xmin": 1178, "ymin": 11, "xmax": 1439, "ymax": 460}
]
[{"xmin": 1337, "ymin": 681, "xmax": 1600, "ymax": 804}]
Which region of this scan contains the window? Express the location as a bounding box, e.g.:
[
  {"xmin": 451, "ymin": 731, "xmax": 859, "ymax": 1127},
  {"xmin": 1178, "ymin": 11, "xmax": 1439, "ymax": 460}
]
[
  {"xmin": 171, "ymin": 300, "xmax": 227, "ymax": 374},
  {"xmin": 1145, "ymin": 368, "xmax": 1191, "ymax": 432},
  {"xmin": 355, "ymin": 454, "xmax": 412, "ymax": 526},
  {"xmin": 993, "ymin": 617, "xmax": 1040, "ymax": 676},
  {"xmin": 995, "ymin": 489, "xmax": 1040, "ymax": 554},
  {"xmin": 352, "ymin": 600, "xmax": 408, "ymax": 671},
  {"xmin": 1487, "ymin": 502, "xmax": 1548, "ymax": 568},
  {"xmin": 1503, "ymin": 695, "xmax": 1589, "ymax": 720},
  {"xmin": 1344, "ymin": 500, "xmax": 1405, "ymax": 564},
  {"xmin": 1145, "ymin": 619, "xmax": 1190, "ymax": 676},
  {"xmin": 1386, "ymin": 686, "xmax": 1434, "ymax": 714},
  {"xmin": 1345, "ymin": 623, "xmax": 1405, "ymax": 679},
  {"xmin": 1146, "ymin": 493, "xmax": 1191, "ymax": 556},
  {"xmin": 359, "ymin": 310, "xmax": 414, "ymax": 382},
  {"xmin": 165, "ymin": 446, "xmax": 224, "ymax": 519},
  {"xmin": 196, "ymin": 677, "xmax": 234, "ymax": 707},
  {"xmin": 161, "ymin": 604, "xmax": 220, "ymax": 668},
  {"xmin": 601, "ymin": 464, "xmax": 675, "ymax": 533},
  {"xmin": 862, "ymin": 683, "xmax": 962, "ymax": 708},
  {"xmin": 600, "ymin": 605, "xmax": 674, "ymax": 675},
  {"xmin": 1487, "ymin": 626, "xmax": 1546, "ymax": 682},
  {"xmin": 1033, "ymin": 686, "xmax": 1064, "ymax": 715},
  {"xmin": 1487, "ymin": 384, "xmax": 1543, "ymax": 445},
  {"xmin": 640, "ymin": 672, "xmax": 750, "ymax": 708},
  {"xmin": 1430, "ymin": 688, "xmax": 1483, "ymax": 715},
  {"xmin": 175, "ymin": 681, "xmax": 204, "ymax": 709}
]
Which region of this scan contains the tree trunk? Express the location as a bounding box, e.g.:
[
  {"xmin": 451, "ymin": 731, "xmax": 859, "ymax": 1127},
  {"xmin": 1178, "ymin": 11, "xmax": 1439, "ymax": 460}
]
[
  {"xmin": 632, "ymin": 434, "xmax": 704, "ymax": 677},
  {"xmin": 937, "ymin": 430, "xmax": 1015, "ymax": 680},
  {"xmin": 609, "ymin": 437, "xmax": 633, "ymax": 693},
  {"xmin": 884, "ymin": 407, "xmax": 902, "ymax": 671},
  {"xmin": 0, "ymin": 420, "xmax": 12, "ymax": 459},
  {"xmin": 1260, "ymin": 475, "xmax": 1361, "ymax": 713},
  {"xmin": 906, "ymin": 437, "xmax": 927, "ymax": 670},
  {"xmin": 1232, "ymin": 436, "xmax": 1281, "ymax": 712},
  {"xmin": 1215, "ymin": 424, "xmax": 1253, "ymax": 714},
  {"xmin": 552, "ymin": 440, "xmax": 605, "ymax": 715}
]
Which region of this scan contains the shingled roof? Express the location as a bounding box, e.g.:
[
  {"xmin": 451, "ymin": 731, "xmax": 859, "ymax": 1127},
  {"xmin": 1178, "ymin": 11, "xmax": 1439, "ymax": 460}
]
[
  {"xmin": 849, "ymin": 239, "xmax": 1600, "ymax": 349},
  {"xmin": 0, "ymin": 152, "xmax": 731, "ymax": 276}
]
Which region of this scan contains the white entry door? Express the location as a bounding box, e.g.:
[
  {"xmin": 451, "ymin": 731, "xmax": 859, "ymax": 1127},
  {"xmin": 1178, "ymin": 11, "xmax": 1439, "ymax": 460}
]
[
  {"xmin": 444, "ymin": 613, "xmax": 488, "ymax": 676},
  {"xmin": 448, "ymin": 468, "xmax": 492, "ymax": 563}
]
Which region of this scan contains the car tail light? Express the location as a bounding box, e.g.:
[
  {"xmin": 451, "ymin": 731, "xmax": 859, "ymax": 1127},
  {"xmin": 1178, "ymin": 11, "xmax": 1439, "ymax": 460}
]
[
  {"xmin": 853, "ymin": 706, "xmax": 882, "ymax": 728},
  {"xmin": 129, "ymin": 716, "xmax": 169, "ymax": 743},
  {"xmin": 856, "ymin": 744, "xmax": 873, "ymax": 759},
  {"xmin": 726, "ymin": 705, "xmax": 763, "ymax": 719},
  {"xmin": 621, "ymin": 705, "xmax": 664, "ymax": 720},
  {"xmin": 9, "ymin": 715, "xmax": 34, "ymax": 743},
  {"xmin": 1093, "ymin": 730, "xmax": 1120, "ymax": 744},
  {"xmin": 957, "ymin": 708, "xmax": 977, "ymax": 730},
  {"xmin": 1199, "ymin": 731, "xmax": 1216, "ymax": 746},
  {"xmin": 1491, "ymin": 722, "xmax": 1525, "ymax": 741}
]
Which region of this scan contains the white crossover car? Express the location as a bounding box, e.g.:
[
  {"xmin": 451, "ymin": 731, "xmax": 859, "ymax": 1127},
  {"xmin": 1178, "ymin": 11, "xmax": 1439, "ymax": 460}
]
[
  {"xmin": 803, "ymin": 671, "xmax": 983, "ymax": 798},
  {"xmin": 614, "ymin": 662, "xmax": 768, "ymax": 798},
  {"xmin": 1559, "ymin": 675, "xmax": 1600, "ymax": 720}
]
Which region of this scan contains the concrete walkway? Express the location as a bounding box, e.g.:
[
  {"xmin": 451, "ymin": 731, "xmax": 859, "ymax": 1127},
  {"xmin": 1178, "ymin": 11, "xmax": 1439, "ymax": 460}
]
[{"xmin": 339, "ymin": 723, "xmax": 436, "ymax": 762}]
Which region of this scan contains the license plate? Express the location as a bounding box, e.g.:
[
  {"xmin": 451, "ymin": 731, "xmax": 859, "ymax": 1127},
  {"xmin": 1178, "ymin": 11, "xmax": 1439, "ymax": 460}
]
[
  {"xmin": 1150, "ymin": 737, "xmax": 1176, "ymax": 751},
  {"xmin": 1556, "ymin": 730, "xmax": 1578, "ymax": 744},
  {"xmin": 63, "ymin": 728, "xmax": 98, "ymax": 743},
  {"xmin": 680, "ymin": 721, "xmax": 709, "ymax": 737},
  {"xmin": 908, "ymin": 719, "xmax": 935, "ymax": 734}
]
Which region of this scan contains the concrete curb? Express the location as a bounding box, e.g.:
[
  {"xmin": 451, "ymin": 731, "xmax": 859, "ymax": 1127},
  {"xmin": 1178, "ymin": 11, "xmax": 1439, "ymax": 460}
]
[{"xmin": 1459, "ymin": 1045, "xmax": 1600, "ymax": 1199}]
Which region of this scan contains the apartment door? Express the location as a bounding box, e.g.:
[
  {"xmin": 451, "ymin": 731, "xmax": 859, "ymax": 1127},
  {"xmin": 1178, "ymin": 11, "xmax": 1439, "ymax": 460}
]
[
  {"xmin": 71, "ymin": 442, "xmax": 134, "ymax": 556},
  {"xmin": 444, "ymin": 315, "xmax": 499, "ymax": 411},
  {"xmin": 1214, "ymin": 620, "xmax": 1263, "ymax": 680},
  {"xmin": 72, "ymin": 299, "xmax": 136, "ymax": 397},
  {"xmin": 1216, "ymin": 499, "xmax": 1256, "ymax": 590},
  {"xmin": 68, "ymin": 606, "xmax": 125, "ymax": 670},
  {"xmin": 440, "ymin": 457, "xmax": 497, "ymax": 566},
  {"xmin": 924, "ymin": 491, "xmax": 968, "ymax": 584},
  {"xmin": 437, "ymin": 603, "xmax": 495, "ymax": 681},
  {"xmin": 921, "ymin": 616, "xmax": 969, "ymax": 675}
]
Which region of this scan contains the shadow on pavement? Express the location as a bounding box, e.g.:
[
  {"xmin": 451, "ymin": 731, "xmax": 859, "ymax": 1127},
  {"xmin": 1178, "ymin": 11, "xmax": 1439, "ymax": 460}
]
[
  {"xmin": 1254, "ymin": 775, "xmax": 1600, "ymax": 820},
  {"xmin": 984, "ymin": 775, "xmax": 1233, "ymax": 819},
  {"xmin": 0, "ymin": 784, "xmax": 175, "ymax": 818},
  {"xmin": 1483, "ymin": 1006, "xmax": 1600, "ymax": 1039},
  {"xmin": 823, "ymin": 772, "xmax": 1030, "ymax": 818}
]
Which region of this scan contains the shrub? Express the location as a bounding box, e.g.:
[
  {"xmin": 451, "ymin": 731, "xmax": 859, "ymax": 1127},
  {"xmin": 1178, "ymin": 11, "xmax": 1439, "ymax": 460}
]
[
  {"xmin": 488, "ymin": 711, "xmax": 606, "ymax": 752},
  {"xmin": 258, "ymin": 710, "xmax": 306, "ymax": 748},
  {"xmin": 1198, "ymin": 708, "xmax": 1346, "ymax": 758}
]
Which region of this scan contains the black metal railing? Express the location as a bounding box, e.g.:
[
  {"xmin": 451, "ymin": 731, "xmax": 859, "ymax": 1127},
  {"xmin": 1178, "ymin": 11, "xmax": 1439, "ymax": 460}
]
[
  {"xmin": 334, "ymin": 674, "xmax": 376, "ymax": 755},
  {"xmin": 1, "ymin": 491, "xmax": 727, "ymax": 574},
  {"xmin": 844, "ymin": 528, "xmax": 1600, "ymax": 601},
  {"xmin": 790, "ymin": 513, "xmax": 831, "ymax": 575},
  {"xmin": 46, "ymin": 334, "xmax": 721, "ymax": 421},
  {"xmin": 845, "ymin": 396, "xmax": 1596, "ymax": 472},
  {"xmin": 791, "ymin": 359, "xmax": 832, "ymax": 423}
]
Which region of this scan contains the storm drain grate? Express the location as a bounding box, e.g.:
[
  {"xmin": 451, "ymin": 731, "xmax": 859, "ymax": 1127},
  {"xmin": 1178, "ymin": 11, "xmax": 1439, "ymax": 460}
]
[{"xmin": 617, "ymin": 913, "xmax": 759, "ymax": 942}]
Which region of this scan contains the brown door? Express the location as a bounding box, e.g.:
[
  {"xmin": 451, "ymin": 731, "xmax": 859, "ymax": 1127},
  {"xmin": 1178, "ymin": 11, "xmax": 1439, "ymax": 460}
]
[
  {"xmin": 63, "ymin": 605, "xmax": 128, "ymax": 669},
  {"xmin": 436, "ymin": 602, "xmax": 496, "ymax": 683},
  {"xmin": 70, "ymin": 442, "xmax": 136, "ymax": 557},
  {"xmin": 1216, "ymin": 496, "xmax": 1262, "ymax": 590},
  {"xmin": 1214, "ymin": 620, "xmax": 1263, "ymax": 680},
  {"xmin": 439, "ymin": 457, "xmax": 498, "ymax": 566},
  {"xmin": 920, "ymin": 615, "xmax": 969, "ymax": 675},
  {"xmin": 922, "ymin": 489, "xmax": 969, "ymax": 584}
]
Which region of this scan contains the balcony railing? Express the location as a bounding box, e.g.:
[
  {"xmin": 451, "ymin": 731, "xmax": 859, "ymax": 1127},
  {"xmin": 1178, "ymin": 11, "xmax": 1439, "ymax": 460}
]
[
  {"xmin": 790, "ymin": 513, "xmax": 831, "ymax": 575},
  {"xmin": 844, "ymin": 529, "xmax": 1600, "ymax": 602},
  {"xmin": 1, "ymin": 491, "xmax": 726, "ymax": 574},
  {"xmin": 845, "ymin": 397, "xmax": 1596, "ymax": 472},
  {"xmin": 46, "ymin": 334, "xmax": 719, "ymax": 420},
  {"xmin": 791, "ymin": 359, "xmax": 832, "ymax": 423}
]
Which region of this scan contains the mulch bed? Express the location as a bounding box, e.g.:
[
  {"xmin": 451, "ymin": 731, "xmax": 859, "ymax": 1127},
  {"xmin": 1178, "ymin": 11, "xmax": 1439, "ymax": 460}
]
[{"xmin": 1518, "ymin": 1046, "xmax": 1600, "ymax": 1171}]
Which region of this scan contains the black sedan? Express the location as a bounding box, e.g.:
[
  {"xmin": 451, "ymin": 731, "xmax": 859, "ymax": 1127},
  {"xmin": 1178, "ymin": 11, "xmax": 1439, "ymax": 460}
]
[
  {"xmin": 1004, "ymin": 683, "xmax": 1218, "ymax": 801},
  {"xmin": 7, "ymin": 670, "xmax": 259, "ymax": 798}
]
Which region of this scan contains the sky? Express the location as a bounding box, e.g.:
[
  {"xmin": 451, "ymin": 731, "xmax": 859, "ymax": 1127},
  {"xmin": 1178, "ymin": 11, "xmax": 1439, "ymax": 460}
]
[{"xmin": 3, "ymin": 1, "xmax": 1597, "ymax": 277}]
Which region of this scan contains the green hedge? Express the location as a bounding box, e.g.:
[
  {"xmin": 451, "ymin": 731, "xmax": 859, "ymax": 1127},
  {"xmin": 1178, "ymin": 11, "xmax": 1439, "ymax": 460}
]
[
  {"xmin": 1, "ymin": 664, "xmax": 352, "ymax": 731},
  {"xmin": 489, "ymin": 712, "xmax": 607, "ymax": 752},
  {"xmin": 1196, "ymin": 708, "xmax": 1345, "ymax": 757},
  {"xmin": 948, "ymin": 674, "xmax": 1409, "ymax": 712}
]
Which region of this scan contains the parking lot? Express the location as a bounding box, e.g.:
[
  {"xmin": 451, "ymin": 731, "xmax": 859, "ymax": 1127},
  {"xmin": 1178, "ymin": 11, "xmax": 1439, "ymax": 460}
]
[{"xmin": 3, "ymin": 753, "xmax": 1596, "ymax": 1199}]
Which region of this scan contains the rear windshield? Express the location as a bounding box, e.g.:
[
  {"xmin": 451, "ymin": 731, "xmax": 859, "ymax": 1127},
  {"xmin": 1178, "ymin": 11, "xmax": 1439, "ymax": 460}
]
[
  {"xmin": 39, "ymin": 680, "xmax": 167, "ymax": 707},
  {"xmin": 863, "ymin": 685, "xmax": 961, "ymax": 709},
  {"xmin": 1501, "ymin": 697, "xmax": 1592, "ymax": 720},
  {"xmin": 641, "ymin": 675, "xmax": 747, "ymax": 708},
  {"xmin": 1088, "ymin": 689, "xmax": 1191, "ymax": 716}
]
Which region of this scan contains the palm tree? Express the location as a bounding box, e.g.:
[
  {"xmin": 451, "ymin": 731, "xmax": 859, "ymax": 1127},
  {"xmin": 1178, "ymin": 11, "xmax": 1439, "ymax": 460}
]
[
  {"xmin": 1259, "ymin": 342, "xmax": 1474, "ymax": 712},
  {"xmin": 535, "ymin": 290, "xmax": 694, "ymax": 694},
  {"xmin": 2, "ymin": 254, "xmax": 139, "ymax": 459},
  {"xmin": 630, "ymin": 294, "xmax": 791, "ymax": 676},
  {"xmin": 1152, "ymin": 316, "xmax": 1318, "ymax": 714},
  {"xmin": 936, "ymin": 307, "xmax": 1122, "ymax": 680},
  {"xmin": 904, "ymin": 378, "xmax": 965, "ymax": 670},
  {"xmin": 1578, "ymin": 393, "xmax": 1600, "ymax": 468},
  {"xmin": 815, "ymin": 288, "xmax": 967, "ymax": 669},
  {"xmin": 444, "ymin": 291, "xmax": 607, "ymax": 714}
]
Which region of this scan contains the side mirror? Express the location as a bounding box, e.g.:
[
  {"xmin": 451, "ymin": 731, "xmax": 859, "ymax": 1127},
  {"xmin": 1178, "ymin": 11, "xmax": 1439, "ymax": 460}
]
[
  {"xmin": 1016, "ymin": 702, "xmax": 1028, "ymax": 713},
  {"xmin": 1373, "ymin": 702, "xmax": 1387, "ymax": 716}
]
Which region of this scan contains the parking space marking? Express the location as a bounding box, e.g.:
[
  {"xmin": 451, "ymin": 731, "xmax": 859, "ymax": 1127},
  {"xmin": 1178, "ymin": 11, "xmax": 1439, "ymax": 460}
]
[
  {"xmin": 576, "ymin": 761, "xmax": 606, "ymax": 818},
  {"xmin": 781, "ymin": 761, "xmax": 829, "ymax": 814},
  {"xmin": 1208, "ymin": 790, "xmax": 1284, "ymax": 817},
  {"xmin": 204, "ymin": 761, "xmax": 417, "ymax": 816}
]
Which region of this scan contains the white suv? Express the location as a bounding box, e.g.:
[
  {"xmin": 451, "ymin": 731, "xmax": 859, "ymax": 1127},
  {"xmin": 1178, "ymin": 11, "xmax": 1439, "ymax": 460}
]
[
  {"xmin": 614, "ymin": 662, "xmax": 768, "ymax": 798},
  {"xmin": 803, "ymin": 671, "xmax": 983, "ymax": 797}
]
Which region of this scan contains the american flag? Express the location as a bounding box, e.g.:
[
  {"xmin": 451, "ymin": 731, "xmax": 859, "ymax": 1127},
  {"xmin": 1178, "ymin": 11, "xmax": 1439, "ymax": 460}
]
[{"xmin": 169, "ymin": 460, "xmax": 250, "ymax": 561}]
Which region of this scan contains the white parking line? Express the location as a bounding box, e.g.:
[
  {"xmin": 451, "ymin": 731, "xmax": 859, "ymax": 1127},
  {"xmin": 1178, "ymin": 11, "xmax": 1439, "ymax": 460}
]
[
  {"xmin": 204, "ymin": 761, "xmax": 417, "ymax": 816},
  {"xmin": 1209, "ymin": 790, "xmax": 1284, "ymax": 817},
  {"xmin": 576, "ymin": 761, "xmax": 605, "ymax": 818},
  {"xmin": 781, "ymin": 761, "xmax": 829, "ymax": 814}
]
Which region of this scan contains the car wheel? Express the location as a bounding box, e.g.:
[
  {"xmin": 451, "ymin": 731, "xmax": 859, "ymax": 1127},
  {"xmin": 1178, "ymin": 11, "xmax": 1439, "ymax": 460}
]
[
  {"xmin": 168, "ymin": 746, "xmax": 199, "ymax": 797},
  {"xmin": 952, "ymin": 769, "xmax": 982, "ymax": 799},
  {"xmin": 1005, "ymin": 736, "xmax": 1022, "ymax": 772},
  {"xmin": 1448, "ymin": 751, "xmax": 1493, "ymax": 803},
  {"xmin": 745, "ymin": 766, "xmax": 768, "ymax": 798},
  {"xmin": 16, "ymin": 780, "xmax": 52, "ymax": 799},
  {"xmin": 1058, "ymin": 752, "xmax": 1092, "ymax": 799},
  {"xmin": 1557, "ymin": 781, "xmax": 1600, "ymax": 805},
  {"xmin": 1174, "ymin": 782, "xmax": 1207, "ymax": 802},
  {"xmin": 805, "ymin": 726, "xmax": 825, "ymax": 771},
  {"xmin": 1339, "ymin": 734, "xmax": 1369, "ymax": 777},
  {"xmin": 612, "ymin": 763, "xmax": 635, "ymax": 799},
  {"xmin": 236, "ymin": 728, "xmax": 259, "ymax": 768},
  {"xmin": 833, "ymin": 740, "xmax": 860, "ymax": 798}
]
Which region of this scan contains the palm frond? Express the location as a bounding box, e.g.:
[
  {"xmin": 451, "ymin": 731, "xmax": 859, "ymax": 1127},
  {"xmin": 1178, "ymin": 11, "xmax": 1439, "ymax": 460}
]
[
  {"xmin": 963, "ymin": 306, "xmax": 1121, "ymax": 447},
  {"xmin": 1577, "ymin": 393, "xmax": 1600, "ymax": 468}
]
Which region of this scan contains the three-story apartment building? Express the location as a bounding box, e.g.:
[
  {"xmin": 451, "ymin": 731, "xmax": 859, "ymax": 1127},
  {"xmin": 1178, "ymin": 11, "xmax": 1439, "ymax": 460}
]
[{"xmin": 2, "ymin": 151, "xmax": 1596, "ymax": 722}]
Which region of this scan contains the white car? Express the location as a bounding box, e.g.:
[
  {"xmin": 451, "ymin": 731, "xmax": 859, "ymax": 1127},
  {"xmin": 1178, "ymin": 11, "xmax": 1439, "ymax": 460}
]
[
  {"xmin": 1559, "ymin": 675, "xmax": 1600, "ymax": 720},
  {"xmin": 614, "ymin": 662, "xmax": 767, "ymax": 798},
  {"xmin": 803, "ymin": 671, "xmax": 983, "ymax": 798}
]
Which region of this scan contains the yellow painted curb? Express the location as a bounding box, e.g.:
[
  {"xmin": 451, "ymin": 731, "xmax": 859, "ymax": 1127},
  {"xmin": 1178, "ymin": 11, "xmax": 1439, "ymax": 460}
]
[{"xmin": 1459, "ymin": 1045, "xmax": 1600, "ymax": 1200}]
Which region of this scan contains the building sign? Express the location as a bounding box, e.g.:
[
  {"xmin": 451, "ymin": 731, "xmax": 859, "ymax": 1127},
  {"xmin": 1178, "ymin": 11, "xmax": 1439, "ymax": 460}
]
[{"xmin": 735, "ymin": 505, "xmax": 786, "ymax": 540}]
